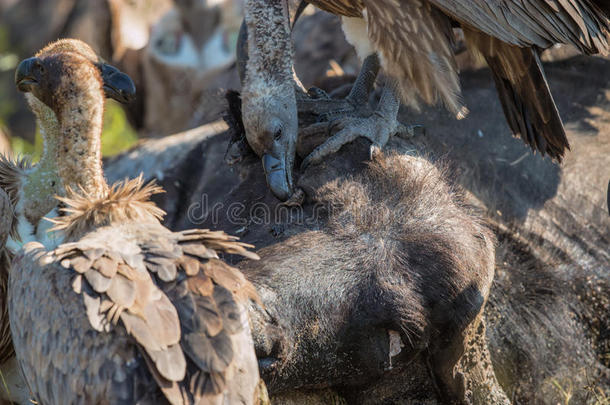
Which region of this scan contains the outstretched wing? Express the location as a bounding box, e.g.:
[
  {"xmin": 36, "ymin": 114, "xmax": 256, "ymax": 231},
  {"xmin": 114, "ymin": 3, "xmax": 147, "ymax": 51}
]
[
  {"xmin": 53, "ymin": 224, "xmax": 259, "ymax": 404},
  {"xmin": 429, "ymin": 0, "xmax": 610, "ymax": 53}
]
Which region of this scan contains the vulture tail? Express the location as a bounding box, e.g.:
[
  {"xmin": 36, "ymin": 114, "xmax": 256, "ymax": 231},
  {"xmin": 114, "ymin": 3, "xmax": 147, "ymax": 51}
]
[{"xmin": 466, "ymin": 30, "xmax": 570, "ymax": 161}]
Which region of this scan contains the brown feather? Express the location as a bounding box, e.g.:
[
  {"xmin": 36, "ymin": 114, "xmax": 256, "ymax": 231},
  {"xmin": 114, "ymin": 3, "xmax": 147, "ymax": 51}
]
[
  {"xmin": 304, "ymin": 0, "xmax": 610, "ymax": 159},
  {"xmin": 465, "ymin": 28, "xmax": 570, "ymax": 159},
  {"xmin": 48, "ymin": 175, "xmax": 165, "ymax": 240},
  {"xmin": 0, "ymin": 154, "xmax": 30, "ymax": 240}
]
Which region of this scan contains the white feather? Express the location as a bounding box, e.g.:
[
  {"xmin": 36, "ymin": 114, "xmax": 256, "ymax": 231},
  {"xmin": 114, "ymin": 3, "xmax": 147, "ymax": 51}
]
[
  {"xmin": 341, "ymin": 14, "xmax": 374, "ymax": 60},
  {"xmin": 37, "ymin": 208, "xmax": 64, "ymax": 250}
]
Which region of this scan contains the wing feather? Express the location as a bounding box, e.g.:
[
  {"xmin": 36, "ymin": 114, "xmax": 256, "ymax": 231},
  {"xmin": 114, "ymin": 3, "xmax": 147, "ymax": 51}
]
[
  {"xmin": 54, "ymin": 235, "xmax": 186, "ymax": 383},
  {"xmin": 44, "ymin": 223, "xmax": 259, "ymax": 403},
  {"xmin": 363, "ymin": 0, "xmax": 465, "ymax": 115},
  {"xmin": 465, "ymin": 28, "xmax": 570, "ymax": 159},
  {"xmin": 428, "ymin": 0, "xmax": 610, "ymax": 53}
]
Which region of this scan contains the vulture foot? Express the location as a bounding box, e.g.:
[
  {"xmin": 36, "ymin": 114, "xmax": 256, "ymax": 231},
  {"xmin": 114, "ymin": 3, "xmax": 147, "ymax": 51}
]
[
  {"xmin": 298, "ymin": 59, "xmax": 424, "ymax": 168},
  {"xmin": 299, "ymin": 53, "xmax": 380, "ymax": 123},
  {"xmin": 301, "ymin": 112, "xmax": 403, "ymax": 169}
]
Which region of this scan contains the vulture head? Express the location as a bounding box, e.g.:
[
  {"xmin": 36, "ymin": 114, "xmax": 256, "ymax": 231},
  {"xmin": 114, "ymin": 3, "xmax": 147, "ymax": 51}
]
[
  {"xmin": 14, "ymin": 39, "xmax": 135, "ymax": 228},
  {"xmin": 241, "ymin": 1, "xmax": 298, "ymax": 201},
  {"xmin": 16, "ymin": 39, "xmax": 135, "ymax": 105}
]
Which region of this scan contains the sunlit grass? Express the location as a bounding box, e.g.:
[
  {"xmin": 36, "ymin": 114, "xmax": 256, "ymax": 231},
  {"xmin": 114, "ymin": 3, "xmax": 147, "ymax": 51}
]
[
  {"xmin": 9, "ymin": 100, "xmax": 138, "ymax": 160},
  {"xmin": 101, "ymin": 100, "xmax": 139, "ymax": 157}
]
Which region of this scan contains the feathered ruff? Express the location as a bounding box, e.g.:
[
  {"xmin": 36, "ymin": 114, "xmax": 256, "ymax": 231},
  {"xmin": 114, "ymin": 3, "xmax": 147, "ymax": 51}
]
[
  {"xmin": 0, "ymin": 154, "xmax": 31, "ymax": 240},
  {"xmin": 48, "ymin": 175, "xmax": 165, "ymax": 240}
]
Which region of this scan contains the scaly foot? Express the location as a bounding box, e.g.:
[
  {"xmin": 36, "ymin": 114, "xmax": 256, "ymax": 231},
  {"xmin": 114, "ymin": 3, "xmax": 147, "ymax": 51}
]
[
  {"xmin": 301, "ymin": 110, "xmax": 419, "ymax": 170},
  {"xmin": 301, "ymin": 80, "xmax": 423, "ymax": 170}
]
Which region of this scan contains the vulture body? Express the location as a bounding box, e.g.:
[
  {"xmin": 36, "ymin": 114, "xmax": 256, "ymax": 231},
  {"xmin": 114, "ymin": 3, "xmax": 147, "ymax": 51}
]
[
  {"xmin": 242, "ymin": 0, "xmax": 610, "ymax": 200},
  {"xmin": 10, "ymin": 49, "xmax": 261, "ymax": 404},
  {"xmin": 0, "ymin": 39, "xmax": 135, "ymax": 405}
]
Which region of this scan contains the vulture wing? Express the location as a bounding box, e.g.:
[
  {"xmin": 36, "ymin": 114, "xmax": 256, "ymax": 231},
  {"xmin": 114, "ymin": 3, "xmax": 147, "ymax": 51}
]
[
  {"xmin": 363, "ymin": 0, "xmax": 465, "ymax": 114},
  {"xmin": 438, "ymin": 0, "xmax": 610, "ymax": 160},
  {"xmin": 363, "ymin": 0, "xmax": 610, "ymax": 160},
  {"xmin": 0, "ymin": 154, "xmax": 30, "ymax": 239},
  {"xmin": 10, "ymin": 223, "xmax": 259, "ymax": 404},
  {"xmin": 464, "ymin": 28, "xmax": 569, "ymax": 159},
  {"xmin": 428, "ymin": 0, "xmax": 610, "ymax": 53},
  {"xmin": 0, "ymin": 187, "xmax": 13, "ymax": 365}
]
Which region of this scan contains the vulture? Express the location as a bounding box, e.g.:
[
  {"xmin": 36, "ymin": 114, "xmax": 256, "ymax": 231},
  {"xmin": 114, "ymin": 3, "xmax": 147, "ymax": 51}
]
[
  {"xmin": 240, "ymin": 0, "xmax": 610, "ymax": 200},
  {"xmin": 0, "ymin": 38, "xmax": 135, "ymax": 405},
  {"xmin": 10, "ymin": 49, "xmax": 261, "ymax": 404}
]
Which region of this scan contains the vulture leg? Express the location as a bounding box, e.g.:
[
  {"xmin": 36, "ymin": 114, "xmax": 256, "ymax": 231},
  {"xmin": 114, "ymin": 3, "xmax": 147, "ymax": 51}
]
[
  {"xmin": 292, "ymin": 53, "xmax": 382, "ymax": 143},
  {"xmin": 345, "ymin": 53, "xmax": 380, "ymax": 107},
  {"xmin": 301, "ymin": 78, "xmax": 415, "ymax": 169},
  {"xmin": 298, "ymin": 53, "xmax": 380, "ymax": 119}
]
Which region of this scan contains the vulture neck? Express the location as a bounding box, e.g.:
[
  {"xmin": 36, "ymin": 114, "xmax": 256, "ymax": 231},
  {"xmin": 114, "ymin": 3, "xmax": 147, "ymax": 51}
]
[
  {"xmin": 244, "ymin": 0, "xmax": 294, "ymax": 89},
  {"xmin": 31, "ymin": 99, "xmax": 60, "ymax": 174},
  {"xmin": 21, "ymin": 96, "xmax": 62, "ymax": 225},
  {"xmin": 54, "ymin": 85, "xmax": 108, "ymax": 199}
]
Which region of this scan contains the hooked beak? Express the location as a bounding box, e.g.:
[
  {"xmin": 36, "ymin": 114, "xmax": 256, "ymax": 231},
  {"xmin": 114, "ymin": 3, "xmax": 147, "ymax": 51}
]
[
  {"xmin": 15, "ymin": 57, "xmax": 39, "ymax": 92},
  {"xmin": 100, "ymin": 63, "xmax": 136, "ymax": 104},
  {"xmin": 262, "ymin": 147, "xmax": 293, "ymax": 201}
]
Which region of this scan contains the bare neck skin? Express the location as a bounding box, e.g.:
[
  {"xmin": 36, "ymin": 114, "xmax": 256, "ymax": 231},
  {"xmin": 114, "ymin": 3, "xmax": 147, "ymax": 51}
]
[
  {"xmin": 54, "ymin": 83, "xmax": 108, "ymax": 198},
  {"xmin": 21, "ymin": 95, "xmax": 62, "ymax": 225},
  {"xmin": 243, "ymin": 0, "xmax": 294, "ymax": 89}
]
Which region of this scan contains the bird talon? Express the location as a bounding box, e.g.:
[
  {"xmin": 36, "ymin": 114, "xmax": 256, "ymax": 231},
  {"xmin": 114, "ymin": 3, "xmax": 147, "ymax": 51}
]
[
  {"xmin": 369, "ymin": 144, "xmax": 383, "ymax": 160},
  {"xmin": 301, "ymin": 156, "xmax": 313, "ymax": 171},
  {"xmin": 396, "ymin": 123, "xmax": 425, "ymax": 139},
  {"xmin": 307, "ymin": 87, "xmax": 331, "ymax": 100}
]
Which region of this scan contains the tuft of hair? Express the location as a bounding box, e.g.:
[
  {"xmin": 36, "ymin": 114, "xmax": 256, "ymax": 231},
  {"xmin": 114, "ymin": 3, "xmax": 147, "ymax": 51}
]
[
  {"xmin": 48, "ymin": 175, "xmax": 165, "ymax": 239},
  {"xmin": 317, "ymin": 152, "xmax": 495, "ymax": 341}
]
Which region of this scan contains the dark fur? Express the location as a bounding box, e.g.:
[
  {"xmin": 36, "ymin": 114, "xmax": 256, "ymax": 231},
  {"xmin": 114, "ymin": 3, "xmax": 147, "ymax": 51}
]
[{"xmin": 241, "ymin": 152, "xmax": 500, "ymax": 401}]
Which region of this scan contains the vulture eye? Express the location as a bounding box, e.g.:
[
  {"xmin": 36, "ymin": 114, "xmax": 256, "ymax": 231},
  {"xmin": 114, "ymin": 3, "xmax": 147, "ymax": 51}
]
[{"xmin": 273, "ymin": 128, "xmax": 282, "ymax": 141}]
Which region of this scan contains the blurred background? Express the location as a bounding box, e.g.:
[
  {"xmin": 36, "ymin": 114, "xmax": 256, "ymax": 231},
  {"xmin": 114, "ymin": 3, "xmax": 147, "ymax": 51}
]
[{"xmin": 0, "ymin": 0, "xmax": 365, "ymax": 159}]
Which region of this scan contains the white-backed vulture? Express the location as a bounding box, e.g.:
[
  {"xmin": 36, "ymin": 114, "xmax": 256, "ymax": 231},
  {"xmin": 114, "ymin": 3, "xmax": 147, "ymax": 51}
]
[
  {"xmin": 9, "ymin": 49, "xmax": 261, "ymax": 404},
  {"xmin": 0, "ymin": 38, "xmax": 135, "ymax": 405},
  {"xmin": 241, "ymin": 0, "xmax": 610, "ymax": 200}
]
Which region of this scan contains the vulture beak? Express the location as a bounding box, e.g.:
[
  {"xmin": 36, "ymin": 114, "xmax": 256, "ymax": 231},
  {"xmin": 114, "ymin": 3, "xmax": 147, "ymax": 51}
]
[
  {"xmin": 259, "ymin": 114, "xmax": 297, "ymax": 201},
  {"xmin": 15, "ymin": 57, "xmax": 40, "ymax": 92},
  {"xmin": 262, "ymin": 147, "xmax": 294, "ymax": 202},
  {"xmin": 99, "ymin": 63, "xmax": 136, "ymax": 104}
]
